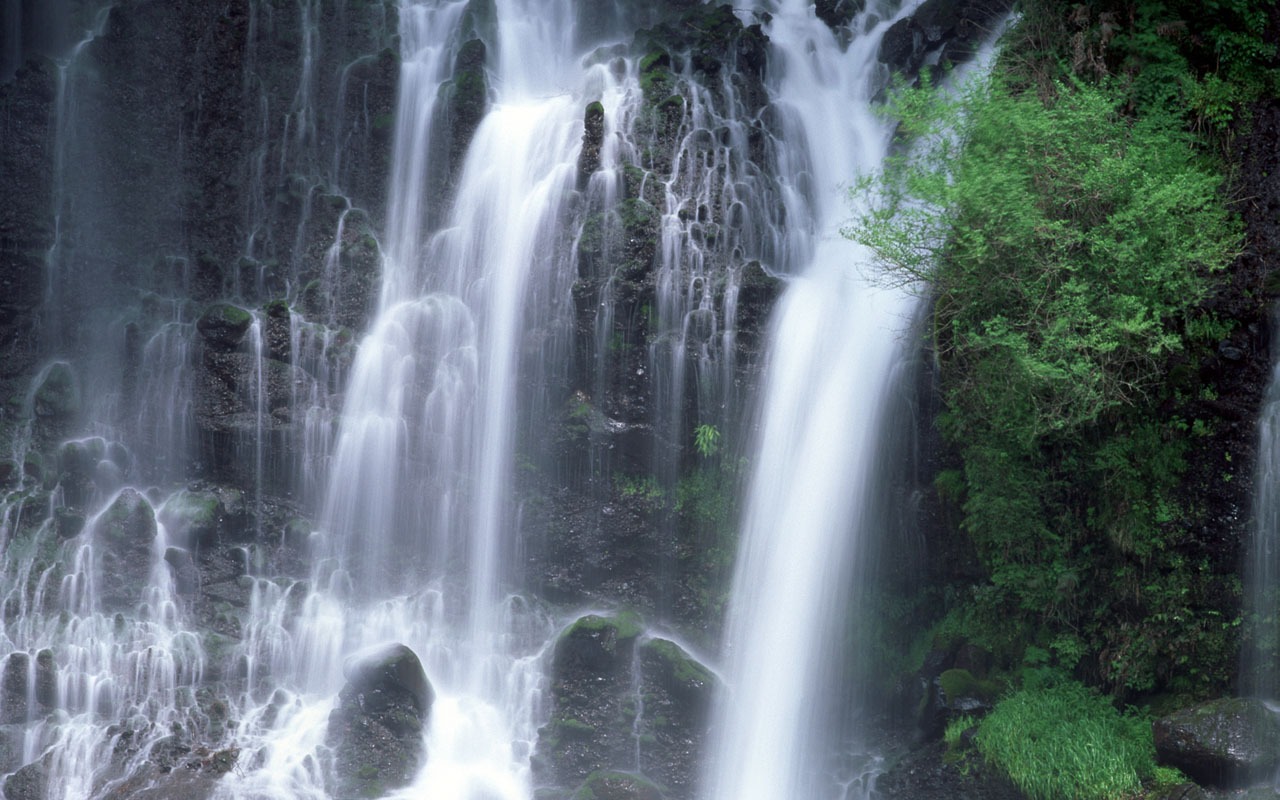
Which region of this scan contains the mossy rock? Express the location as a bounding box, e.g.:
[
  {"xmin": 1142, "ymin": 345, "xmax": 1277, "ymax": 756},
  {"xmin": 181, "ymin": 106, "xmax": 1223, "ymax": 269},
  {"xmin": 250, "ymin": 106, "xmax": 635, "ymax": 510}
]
[
  {"xmin": 638, "ymin": 638, "xmax": 715, "ymax": 706},
  {"xmin": 95, "ymin": 488, "xmax": 158, "ymax": 612},
  {"xmin": 196, "ymin": 303, "xmax": 253, "ymax": 350},
  {"xmin": 571, "ymin": 771, "xmax": 665, "ymax": 800},
  {"xmin": 558, "ymin": 612, "xmax": 643, "ymax": 654},
  {"xmin": 458, "ymin": 0, "xmax": 496, "ymax": 41},
  {"xmin": 938, "ymin": 668, "xmax": 1001, "ymax": 709},
  {"xmin": 578, "ymin": 101, "xmax": 607, "ymax": 188},
  {"xmin": 159, "ymin": 489, "xmax": 223, "ymax": 548}
]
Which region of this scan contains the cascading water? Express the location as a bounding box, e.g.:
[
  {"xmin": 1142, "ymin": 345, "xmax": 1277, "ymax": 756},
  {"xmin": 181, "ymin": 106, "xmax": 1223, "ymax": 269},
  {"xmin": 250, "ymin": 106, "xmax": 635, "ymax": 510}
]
[
  {"xmin": 1246, "ymin": 311, "xmax": 1280, "ymax": 703},
  {"xmin": 0, "ymin": 0, "xmax": 1004, "ymax": 797},
  {"xmin": 705, "ymin": 1, "xmax": 989, "ymax": 797}
]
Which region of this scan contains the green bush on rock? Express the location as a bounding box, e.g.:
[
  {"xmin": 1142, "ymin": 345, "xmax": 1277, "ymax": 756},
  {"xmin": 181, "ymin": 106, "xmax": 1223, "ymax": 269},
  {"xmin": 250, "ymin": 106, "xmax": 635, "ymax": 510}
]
[{"xmin": 847, "ymin": 66, "xmax": 1244, "ymax": 694}]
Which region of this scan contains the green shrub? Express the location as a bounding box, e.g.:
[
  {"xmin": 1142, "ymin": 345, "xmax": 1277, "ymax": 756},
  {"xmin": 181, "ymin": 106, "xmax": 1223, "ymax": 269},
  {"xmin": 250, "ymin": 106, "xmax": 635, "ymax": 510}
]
[
  {"xmin": 944, "ymin": 714, "xmax": 976, "ymax": 748},
  {"xmin": 846, "ymin": 64, "xmax": 1243, "ymax": 695},
  {"xmin": 975, "ymin": 681, "xmax": 1154, "ymax": 800}
]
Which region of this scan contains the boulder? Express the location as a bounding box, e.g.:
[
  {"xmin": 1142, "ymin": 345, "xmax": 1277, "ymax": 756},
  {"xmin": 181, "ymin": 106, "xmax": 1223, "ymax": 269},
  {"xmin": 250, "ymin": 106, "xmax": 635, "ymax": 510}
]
[
  {"xmin": 873, "ymin": 739, "xmax": 1024, "ymax": 800},
  {"xmin": 877, "ymin": 0, "xmax": 1013, "ymax": 78},
  {"xmin": 95, "ymin": 488, "xmax": 158, "ymax": 612},
  {"xmin": 533, "ymin": 613, "xmax": 644, "ymax": 789},
  {"xmin": 1153, "ymin": 697, "xmax": 1280, "ymax": 787},
  {"xmin": 578, "ymin": 100, "xmax": 606, "ymax": 190},
  {"xmin": 533, "ymin": 617, "xmax": 718, "ymax": 798},
  {"xmin": 196, "ymin": 304, "xmax": 252, "ymax": 351},
  {"xmin": 3, "ymin": 755, "xmax": 51, "ymax": 800},
  {"xmin": 158, "ymin": 489, "xmax": 224, "ymax": 549},
  {"xmin": 814, "ymin": 0, "xmax": 865, "ymax": 32},
  {"xmin": 0, "ymin": 650, "xmax": 57, "ymax": 724},
  {"xmin": 635, "ymin": 638, "xmax": 719, "ymax": 797},
  {"xmin": 327, "ymin": 643, "xmax": 434, "ymax": 800}
]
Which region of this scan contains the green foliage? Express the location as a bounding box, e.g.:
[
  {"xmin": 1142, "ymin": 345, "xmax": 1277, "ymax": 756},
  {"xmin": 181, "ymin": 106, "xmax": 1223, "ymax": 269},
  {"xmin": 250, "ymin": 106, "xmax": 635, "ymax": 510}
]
[
  {"xmin": 693, "ymin": 423, "xmax": 721, "ymax": 458},
  {"xmin": 614, "ymin": 473, "xmax": 665, "ymax": 505},
  {"xmin": 853, "ymin": 76, "xmax": 1238, "ymax": 446},
  {"xmin": 1011, "ymin": 0, "xmax": 1280, "ymax": 131},
  {"xmin": 848, "ymin": 69, "xmax": 1243, "ymax": 694},
  {"xmin": 975, "ymin": 680, "xmax": 1154, "ymax": 800},
  {"xmin": 944, "ymin": 714, "xmax": 976, "ymax": 749}
]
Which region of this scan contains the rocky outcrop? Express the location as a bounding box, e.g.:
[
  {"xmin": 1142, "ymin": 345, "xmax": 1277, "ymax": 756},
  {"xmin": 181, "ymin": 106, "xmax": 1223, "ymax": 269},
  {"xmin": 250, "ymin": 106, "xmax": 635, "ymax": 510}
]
[
  {"xmin": 877, "ymin": 0, "xmax": 1013, "ymax": 79},
  {"xmin": 1153, "ymin": 698, "xmax": 1280, "ymax": 788},
  {"xmin": 0, "ymin": 56, "xmax": 55, "ymax": 430},
  {"xmin": 326, "ymin": 643, "xmax": 434, "ymax": 800},
  {"xmin": 94, "ymin": 488, "xmax": 158, "ymax": 612},
  {"xmin": 3, "ymin": 754, "xmax": 50, "ymax": 800},
  {"xmin": 533, "ymin": 615, "xmax": 717, "ymax": 800},
  {"xmin": 98, "ymin": 736, "xmax": 239, "ymax": 800},
  {"xmin": 0, "ymin": 650, "xmax": 58, "ymax": 724},
  {"xmin": 873, "ymin": 739, "xmax": 1025, "ymax": 800}
]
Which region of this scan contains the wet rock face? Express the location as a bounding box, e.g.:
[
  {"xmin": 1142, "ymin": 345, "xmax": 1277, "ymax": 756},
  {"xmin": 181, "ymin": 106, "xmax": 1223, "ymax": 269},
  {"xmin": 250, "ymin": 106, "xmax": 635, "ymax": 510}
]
[
  {"xmin": 814, "ymin": 0, "xmax": 866, "ymax": 33},
  {"xmin": 0, "ymin": 650, "xmax": 58, "ymax": 724},
  {"xmin": 95, "ymin": 488, "xmax": 158, "ymax": 612},
  {"xmin": 1153, "ymin": 698, "xmax": 1280, "ymax": 788},
  {"xmin": 533, "ymin": 615, "xmax": 718, "ymax": 800},
  {"xmin": 872, "ymin": 739, "xmax": 1025, "ymax": 800},
  {"xmin": 98, "ymin": 736, "xmax": 239, "ymax": 800},
  {"xmin": 2, "ymin": 754, "xmax": 50, "ymax": 800},
  {"xmin": 327, "ymin": 643, "xmax": 434, "ymax": 800},
  {"xmin": 877, "ymin": 0, "xmax": 1013, "ymax": 79},
  {"xmin": 0, "ymin": 56, "xmax": 55, "ymax": 421}
]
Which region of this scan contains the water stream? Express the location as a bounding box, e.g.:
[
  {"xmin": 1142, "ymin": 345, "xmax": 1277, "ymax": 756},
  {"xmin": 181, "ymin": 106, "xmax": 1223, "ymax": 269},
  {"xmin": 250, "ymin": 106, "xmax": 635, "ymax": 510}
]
[
  {"xmin": 706, "ymin": 2, "xmax": 918, "ymax": 798},
  {"xmin": 0, "ymin": 1, "xmax": 945, "ymax": 798}
]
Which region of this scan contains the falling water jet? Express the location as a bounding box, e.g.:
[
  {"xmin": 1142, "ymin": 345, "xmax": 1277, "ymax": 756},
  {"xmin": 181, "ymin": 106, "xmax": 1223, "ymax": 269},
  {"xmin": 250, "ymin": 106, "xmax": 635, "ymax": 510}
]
[{"xmin": 703, "ymin": 2, "xmax": 932, "ymax": 798}]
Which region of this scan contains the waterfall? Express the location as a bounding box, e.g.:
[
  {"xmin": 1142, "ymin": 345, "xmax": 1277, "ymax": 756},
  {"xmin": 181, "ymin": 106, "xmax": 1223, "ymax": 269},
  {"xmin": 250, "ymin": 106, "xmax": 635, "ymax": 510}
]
[
  {"xmin": 0, "ymin": 0, "xmax": 998, "ymax": 796},
  {"xmin": 705, "ymin": 1, "xmax": 926, "ymax": 797},
  {"xmin": 1247, "ymin": 311, "xmax": 1280, "ymax": 701}
]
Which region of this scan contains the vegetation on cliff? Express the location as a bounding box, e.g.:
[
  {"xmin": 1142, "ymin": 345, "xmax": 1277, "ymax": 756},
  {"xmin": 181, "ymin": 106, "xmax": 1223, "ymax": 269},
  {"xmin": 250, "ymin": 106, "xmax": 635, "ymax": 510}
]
[{"xmin": 853, "ymin": 0, "xmax": 1280, "ymax": 793}]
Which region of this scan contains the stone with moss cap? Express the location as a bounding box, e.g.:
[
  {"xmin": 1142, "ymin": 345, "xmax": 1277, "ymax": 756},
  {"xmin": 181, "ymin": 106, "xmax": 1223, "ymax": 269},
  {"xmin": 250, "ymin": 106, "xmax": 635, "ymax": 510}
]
[
  {"xmin": 327, "ymin": 643, "xmax": 434, "ymax": 800},
  {"xmin": 578, "ymin": 101, "xmax": 606, "ymax": 190},
  {"xmin": 534, "ymin": 612, "xmax": 645, "ymax": 790},
  {"xmin": 95, "ymin": 488, "xmax": 158, "ymax": 612},
  {"xmin": 571, "ymin": 770, "xmax": 665, "ymax": 800},
  {"xmin": 196, "ymin": 303, "xmax": 252, "ymax": 351}
]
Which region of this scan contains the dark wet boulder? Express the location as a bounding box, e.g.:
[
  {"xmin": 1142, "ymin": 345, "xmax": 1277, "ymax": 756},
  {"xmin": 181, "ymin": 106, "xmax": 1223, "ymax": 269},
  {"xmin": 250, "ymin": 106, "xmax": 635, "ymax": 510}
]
[
  {"xmin": 814, "ymin": 0, "xmax": 865, "ymax": 32},
  {"xmin": 439, "ymin": 36, "xmax": 489, "ymax": 197},
  {"xmin": 96, "ymin": 488, "xmax": 159, "ymax": 612},
  {"xmin": 533, "ymin": 613, "xmax": 644, "ymax": 789},
  {"xmin": 327, "ymin": 643, "xmax": 434, "ymax": 800},
  {"xmin": 877, "ymin": 0, "xmax": 1012, "ymax": 78},
  {"xmin": 873, "ymin": 738, "xmax": 1024, "ymax": 800},
  {"xmin": 533, "ymin": 617, "xmax": 718, "ymax": 798},
  {"xmin": 98, "ymin": 735, "xmax": 239, "ymax": 800},
  {"xmin": 33, "ymin": 362, "xmax": 79, "ymax": 420},
  {"xmin": 158, "ymin": 489, "xmax": 224, "ymax": 549},
  {"xmin": 196, "ymin": 303, "xmax": 253, "ymax": 351},
  {"xmin": 0, "ymin": 650, "xmax": 57, "ymax": 724},
  {"xmin": 578, "ymin": 100, "xmax": 606, "ymax": 190},
  {"xmin": 635, "ymin": 638, "xmax": 719, "ymax": 797},
  {"xmin": 2, "ymin": 755, "xmax": 50, "ymax": 800},
  {"xmin": 1153, "ymin": 697, "xmax": 1280, "ymax": 787}
]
